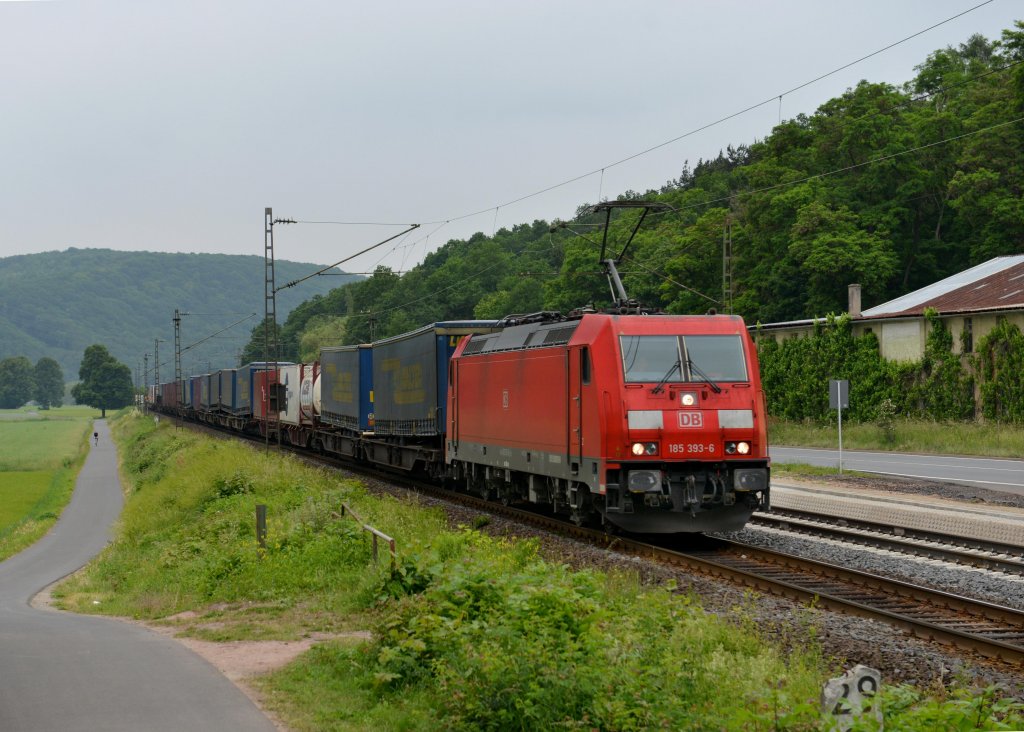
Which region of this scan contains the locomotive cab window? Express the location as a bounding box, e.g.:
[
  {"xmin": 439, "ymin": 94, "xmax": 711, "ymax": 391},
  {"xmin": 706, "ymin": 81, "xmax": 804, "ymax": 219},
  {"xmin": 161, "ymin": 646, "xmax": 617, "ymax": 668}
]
[
  {"xmin": 620, "ymin": 335, "xmax": 747, "ymax": 383},
  {"xmin": 620, "ymin": 336, "xmax": 679, "ymax": 383},
  {"xmin": 683, "ymin": 335, "xmax": 748, "ymax": 382}
]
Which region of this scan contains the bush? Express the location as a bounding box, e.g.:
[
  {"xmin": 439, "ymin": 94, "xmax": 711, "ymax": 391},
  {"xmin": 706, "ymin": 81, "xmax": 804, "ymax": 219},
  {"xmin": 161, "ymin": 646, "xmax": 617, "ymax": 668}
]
[
  {"xmin": 365, "ymin": 532, "xmax": 826, "ymax": 730},
  {"xmin": 877, "ymin": 397, "xmax": 897, "ymax": 445}
]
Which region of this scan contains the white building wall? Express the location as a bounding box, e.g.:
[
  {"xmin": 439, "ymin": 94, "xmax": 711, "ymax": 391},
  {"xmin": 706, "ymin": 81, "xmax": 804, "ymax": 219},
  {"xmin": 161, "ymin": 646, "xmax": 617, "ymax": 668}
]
[{"xmin": 878, "ymin": 320, "xmax": 924, "ymax": 362}]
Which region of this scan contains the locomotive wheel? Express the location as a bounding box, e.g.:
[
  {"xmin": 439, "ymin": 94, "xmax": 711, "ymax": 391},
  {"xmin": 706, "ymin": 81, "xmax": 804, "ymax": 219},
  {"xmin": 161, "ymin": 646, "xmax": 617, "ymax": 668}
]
[
  {"xmin": 466, "ymin": 474, "xmax": 494, "ymax": 501},
  {"xmin": 498, "ymin": 484, "xmax": 513, "ymax": 506},
  {"xmin": 601, "ymin": 515, "xmax": 621, "ymax": 535}
]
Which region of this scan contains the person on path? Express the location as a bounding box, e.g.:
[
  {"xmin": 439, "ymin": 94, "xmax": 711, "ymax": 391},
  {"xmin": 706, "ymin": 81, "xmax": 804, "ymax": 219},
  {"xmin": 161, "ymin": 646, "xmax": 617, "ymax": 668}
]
[{"xmin": 94, "ymin": 431, "xmax": 98, "ymax": 446}]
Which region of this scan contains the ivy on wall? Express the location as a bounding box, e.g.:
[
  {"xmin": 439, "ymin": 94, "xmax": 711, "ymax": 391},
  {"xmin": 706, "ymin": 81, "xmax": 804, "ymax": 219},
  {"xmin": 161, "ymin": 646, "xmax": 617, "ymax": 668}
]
[
  {"xmin": 757, "ymin": 311, "xmax": 1024, "ymax": 424},
  {"xmin": 757, "ymin": 314, "xmax": 903, "ymax": 422},
  {"xmin": 974, "ymin": 317, "xmax": 1024, "ymax": 423},
  {"xmin": 911, "ymin": 309, "xmax": 975, "ymax": 421}
]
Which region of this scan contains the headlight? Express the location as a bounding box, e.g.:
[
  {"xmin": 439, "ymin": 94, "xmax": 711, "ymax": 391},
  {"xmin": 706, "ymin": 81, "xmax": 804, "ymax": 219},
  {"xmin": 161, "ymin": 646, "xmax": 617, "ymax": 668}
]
[
  {"xmin": 680, "ymin": 391, "xmax": 697, "ymax": 406},
  {"xmin": 737, "ymin": 441, "xmax": 751, "ymax": 455},
  {"xmin": 631, "ymin": 442, "xmax": 658, "ymax": 456}
]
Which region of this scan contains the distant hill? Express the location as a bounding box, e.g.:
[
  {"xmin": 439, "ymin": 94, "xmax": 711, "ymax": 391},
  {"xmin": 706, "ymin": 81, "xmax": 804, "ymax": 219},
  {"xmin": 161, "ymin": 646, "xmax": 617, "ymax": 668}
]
[{"xmin": 0, "ymin": 248, "xmax": 359, "ymax": 380}]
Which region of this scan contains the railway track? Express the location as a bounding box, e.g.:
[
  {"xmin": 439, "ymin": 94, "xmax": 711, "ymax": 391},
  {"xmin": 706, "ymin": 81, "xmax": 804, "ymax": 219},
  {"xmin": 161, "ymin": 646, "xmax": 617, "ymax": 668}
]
[
  {"xmin": 374, "ymin": 473, "xmax": 1024, "ymax": 665},
  {"xmin": 750, "ymin": 508, "xmax": 1024, "ymax": 575},
  {"xmin": 672, "ymin": 537, "xmax": 1024, "ymax": 665},
  {"xmin": 179, "ymin": 419, "xmax": 1024, "ymax": 666}
]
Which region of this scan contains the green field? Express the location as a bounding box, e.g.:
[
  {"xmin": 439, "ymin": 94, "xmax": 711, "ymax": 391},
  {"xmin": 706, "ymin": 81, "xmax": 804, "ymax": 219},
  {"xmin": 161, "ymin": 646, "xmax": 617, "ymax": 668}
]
[
  {"xmin": 0, "ymin": 472, "xmax": 53, "ymax": 530},
  {"xmin": 0, "ymin": 409, "xmax": 95, "ymax": 471},
  {"xmin": 0, "ymin": 407, "xmax": 94, "ymax": 560}
]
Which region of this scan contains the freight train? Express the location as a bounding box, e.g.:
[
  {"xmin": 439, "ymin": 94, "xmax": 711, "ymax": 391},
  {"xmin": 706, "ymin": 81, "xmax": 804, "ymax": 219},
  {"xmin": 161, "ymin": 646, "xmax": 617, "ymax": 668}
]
[{"xmin": 148, "ymin": 311, "xmax": 770, "ymax": 534}]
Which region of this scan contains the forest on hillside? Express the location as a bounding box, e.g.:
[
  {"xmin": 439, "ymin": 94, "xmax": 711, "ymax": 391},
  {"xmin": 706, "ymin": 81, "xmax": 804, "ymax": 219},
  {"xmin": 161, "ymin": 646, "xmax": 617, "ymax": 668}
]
[
  {"xmin": 242, "ymin": 25, "xmax": 1024, "ymax": 364},
  {"xmin": 0, "ymin": 249, "xmax": 356, "ymax": 378}
]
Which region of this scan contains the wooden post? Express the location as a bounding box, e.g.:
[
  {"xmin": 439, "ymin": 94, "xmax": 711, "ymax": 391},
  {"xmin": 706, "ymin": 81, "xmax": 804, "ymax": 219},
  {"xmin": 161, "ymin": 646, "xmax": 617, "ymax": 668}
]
[{"xmin": 256, "ymin": 504, "xmax": 267, "ymax": 551}]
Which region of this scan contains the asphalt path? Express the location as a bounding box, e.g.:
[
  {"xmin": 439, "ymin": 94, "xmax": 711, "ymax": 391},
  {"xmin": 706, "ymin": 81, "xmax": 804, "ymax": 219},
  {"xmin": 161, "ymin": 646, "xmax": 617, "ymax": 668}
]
[
  {"xmin": 0, "ymin": 419, "xmax": 277, "ymax": 732},
  {"xmin": 771, "ymin": 445, "xmax": 1024, "ymax": 497}
]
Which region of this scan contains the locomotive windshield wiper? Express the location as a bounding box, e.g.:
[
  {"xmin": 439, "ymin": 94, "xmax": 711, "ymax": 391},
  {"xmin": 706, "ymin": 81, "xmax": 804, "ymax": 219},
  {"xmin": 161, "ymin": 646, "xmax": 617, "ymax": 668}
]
[
  {"xmin": 651, "ymin": 360, "xmax": 680, "ymax": 394},
  {"xmin": 687, "ymin": 358, "xmax": 722, "ymax": 393}
]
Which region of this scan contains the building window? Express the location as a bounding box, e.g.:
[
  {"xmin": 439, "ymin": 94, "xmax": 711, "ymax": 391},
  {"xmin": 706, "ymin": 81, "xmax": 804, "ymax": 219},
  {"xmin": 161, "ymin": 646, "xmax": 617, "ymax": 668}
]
[{"xmin": 962, "ymin": 318, "xmax": 973, "ymax": 353}]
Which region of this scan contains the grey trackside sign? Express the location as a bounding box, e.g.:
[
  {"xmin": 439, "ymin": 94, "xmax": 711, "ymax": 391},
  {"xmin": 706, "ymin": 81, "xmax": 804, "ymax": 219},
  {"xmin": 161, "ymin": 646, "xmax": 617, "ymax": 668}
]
[{"xmin": 829, "ymin": 379, "xmax": 849, "ymax": 410}]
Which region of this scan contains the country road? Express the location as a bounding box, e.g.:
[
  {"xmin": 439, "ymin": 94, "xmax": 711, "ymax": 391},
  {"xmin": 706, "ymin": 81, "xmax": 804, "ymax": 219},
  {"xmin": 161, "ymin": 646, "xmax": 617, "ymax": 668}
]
[
  {"xmin": 0, "ymin": 419, "xmax": 277, "ymax": 732},
  {"xmin": 771, "ymin": 445, "xmax": 1024, "ymax": 497}
]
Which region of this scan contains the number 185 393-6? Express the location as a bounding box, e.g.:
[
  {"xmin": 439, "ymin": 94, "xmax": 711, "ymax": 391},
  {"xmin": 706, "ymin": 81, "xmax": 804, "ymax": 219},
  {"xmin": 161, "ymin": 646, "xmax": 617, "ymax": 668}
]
[{"xmin": 667, "ymin": 443, "xmax": 716, "ymax": 455}]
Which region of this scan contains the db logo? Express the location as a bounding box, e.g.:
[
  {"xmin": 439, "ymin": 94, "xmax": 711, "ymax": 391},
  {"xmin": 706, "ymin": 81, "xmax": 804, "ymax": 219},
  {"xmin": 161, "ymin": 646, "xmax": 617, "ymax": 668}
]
[{"xmin": 678, "ymin": 412, "xmax": 704, "ymax": 428}]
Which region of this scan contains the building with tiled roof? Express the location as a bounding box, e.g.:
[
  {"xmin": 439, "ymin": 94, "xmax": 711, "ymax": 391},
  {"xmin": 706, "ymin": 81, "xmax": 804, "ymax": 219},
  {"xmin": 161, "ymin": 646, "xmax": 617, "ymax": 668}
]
[{"xmin": 756, "ymin": 255, "xmax": 1024, "ymax": 361}]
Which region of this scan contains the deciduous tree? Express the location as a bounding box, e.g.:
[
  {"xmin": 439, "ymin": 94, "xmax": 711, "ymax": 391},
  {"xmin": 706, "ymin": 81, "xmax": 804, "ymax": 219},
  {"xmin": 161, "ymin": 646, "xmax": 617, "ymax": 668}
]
[
  {"xmin": 71, "ymin": 345, "xmax": 134, "ymax": 417},
  {"xmin": 32, "ymin": 357, "xmax": 64, "ymax": 409},
  {"xmin": 0, "ymin": 356, "xmax": 34, "ymax": 409}
]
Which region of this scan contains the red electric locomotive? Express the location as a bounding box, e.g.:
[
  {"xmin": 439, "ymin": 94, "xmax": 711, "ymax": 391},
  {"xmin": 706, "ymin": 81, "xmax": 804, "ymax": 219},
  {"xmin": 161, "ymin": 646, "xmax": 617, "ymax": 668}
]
[
  {"xmin": 446, "ymin": 311, "xmax": 769, "ymax": 533},
  {"xmin": 445, "ymin": 201, "xmax": 769, "ymax": 533}
]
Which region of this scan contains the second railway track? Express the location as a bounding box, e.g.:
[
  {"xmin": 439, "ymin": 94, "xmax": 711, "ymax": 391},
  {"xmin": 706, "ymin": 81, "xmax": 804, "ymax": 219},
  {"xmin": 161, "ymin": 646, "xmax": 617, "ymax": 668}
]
[{"xmin": 750, "ymin": 508, "xmax": 1024, "ymax": 575}]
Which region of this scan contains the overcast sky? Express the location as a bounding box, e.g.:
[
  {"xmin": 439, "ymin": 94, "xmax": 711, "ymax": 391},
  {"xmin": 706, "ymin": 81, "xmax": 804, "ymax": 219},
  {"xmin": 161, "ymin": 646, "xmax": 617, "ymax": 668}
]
[{"xmin": 1, "ymin": 0, "xmax": 1020, "ymax": 275}]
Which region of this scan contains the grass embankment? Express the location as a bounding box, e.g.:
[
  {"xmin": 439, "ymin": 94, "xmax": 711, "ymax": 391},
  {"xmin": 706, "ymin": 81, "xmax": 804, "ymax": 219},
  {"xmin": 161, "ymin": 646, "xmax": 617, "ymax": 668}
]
[
  {"xmin": 770, "ymin": 418, "xmax": 1024, "ymax": 480},
  {"xmin": 770, "ymin": 418, "xmax": 1024, "ymax": 458},
  {"xmin": 59, "ymin": 414, "xmax": 1024, "ymax": 731},
  {"xmin": 0, "ymin": 406, "xmax": 94, "ymax": 560}
]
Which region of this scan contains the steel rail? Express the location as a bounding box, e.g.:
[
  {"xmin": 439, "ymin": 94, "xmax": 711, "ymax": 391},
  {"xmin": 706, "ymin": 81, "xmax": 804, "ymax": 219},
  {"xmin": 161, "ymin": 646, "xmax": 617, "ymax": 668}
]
[
  {"xmin": 750, "ymin": 509, "xmax": 1024, "ymax": 575},
  {"xmin": 674, "ymin": 538, "xmax": 1024, "ymax": 665}
]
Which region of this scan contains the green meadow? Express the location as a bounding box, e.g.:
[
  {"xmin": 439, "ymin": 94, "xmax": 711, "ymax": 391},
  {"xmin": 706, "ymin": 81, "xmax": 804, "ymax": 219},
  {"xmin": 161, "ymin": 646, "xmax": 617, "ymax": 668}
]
[{"xmin": 0, "ymin": 406, "xmax": 94, "ymax": 560}]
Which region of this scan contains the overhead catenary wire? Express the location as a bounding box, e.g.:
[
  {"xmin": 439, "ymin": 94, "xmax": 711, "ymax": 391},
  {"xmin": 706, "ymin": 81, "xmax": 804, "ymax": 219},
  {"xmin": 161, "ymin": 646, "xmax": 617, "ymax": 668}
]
[
  {"xmin": 416, "ymin": 0, "xmax": 995, "ymax": 228},
  {"xmin": 369, "ymin": 229, "xmax": 414, "ymax": 271},
  {"xmin": 179, "ymin": 313, "xmax": 258, "ymax": 357},
  {"xmin": 576, "ymin": 110, "xmax": 1024, "ymax": 308},
  {"xmin": 277, "ymin": 223, "xmax": 421, "ymax": 291},
  {"xmin": 622, "ymin": 256, "xmax": 721, "ymax": 307},
  {"xmin": 376, "ymin": 221, "xmax": 451, "ymax": 270},
  {"xmin": 339, "ymin": 31, "xmax": 1022, "ymax": 272},
  {"xmin": 622, "ymin": 58, "xmax": 1024, "ymax": 229},
  {"xmin": 394, "ymin": 226, "xmax": 421, "ymax": 273},
  {"xmin": 145, "ymin": 313, "xmax": 258, "ymax": 377},
  {"xmin": 265, "ymin": 4, "xmax": 1009, "ymax": 322},
  {"xmin": 339, "ymin": 113, "xmax": 1024, "ymax": 325},
  {"xmin": 670, "ymin": 114, "xmax": 1024, "ymax": 216},
  {"xmin": 344, "ymin": 234, "xmax": 562, "ymax": 323},
  {"xmin": 273, "ymin": 5, "xmax": 1007, "ymax": 287},
  {"xmin": 291, "ymin": 220, "xmax": 415, "ymax": 225},
  {"xmin": 576, "ymin": 113, "xmax": 1024, "ymax": 298},
  {"xmin": 866, "ymin": 56, "xmax": 1024, "ymax": 113},
  {"xmin": 558, "ymin": 221, "xmax": 721, "ymax": 305}
]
